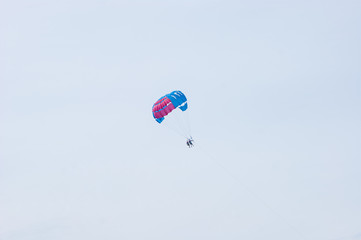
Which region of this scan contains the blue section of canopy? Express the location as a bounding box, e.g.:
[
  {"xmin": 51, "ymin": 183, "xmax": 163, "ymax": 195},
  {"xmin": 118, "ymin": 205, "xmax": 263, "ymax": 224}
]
[{"xmin": 166, "ymin": 90, "xmax": 188, "ymax": 111}]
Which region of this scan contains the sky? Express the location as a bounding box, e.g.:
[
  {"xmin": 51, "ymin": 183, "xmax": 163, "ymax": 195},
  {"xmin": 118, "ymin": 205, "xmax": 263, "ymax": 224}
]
[{"xmin": 1, "ymin": 0, "xmax": 361, "ymax": 239}]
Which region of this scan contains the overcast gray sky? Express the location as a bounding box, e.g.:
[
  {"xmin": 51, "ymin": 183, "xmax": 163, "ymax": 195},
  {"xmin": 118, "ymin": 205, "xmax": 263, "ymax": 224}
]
[{"xmin": 1, "ymin": 0, "xmax": 360, "ymax": 240}]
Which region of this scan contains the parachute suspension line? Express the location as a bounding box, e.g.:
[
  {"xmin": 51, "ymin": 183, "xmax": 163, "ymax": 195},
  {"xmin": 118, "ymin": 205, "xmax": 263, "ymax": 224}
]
[
  {"xmin": 196, "ymin": 144, "xmax": 308, "ymax": 240},
  {"xmin": 171, "ymin": 108, "xmax": 191, "ymax": 139},
  {"xmin": 163, "ymin": 117, "xmax": 188, "ymax": 139},
  {"xmin": 175, "ymin": 111, "xmax": 187, "ymax": 136},
  {"xmin": 168, "ymin": 126, "xmax": 188, "ymax": 139},
  {"xmin": 185, "ymin": 109, "xmax": 192, "ymax": 138}
]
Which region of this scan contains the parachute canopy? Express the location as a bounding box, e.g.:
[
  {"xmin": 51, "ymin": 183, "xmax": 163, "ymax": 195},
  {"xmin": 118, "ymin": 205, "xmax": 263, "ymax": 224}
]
[{"xmin": 152, "ymin": 90, "xmax": 188, "ymax": 123}]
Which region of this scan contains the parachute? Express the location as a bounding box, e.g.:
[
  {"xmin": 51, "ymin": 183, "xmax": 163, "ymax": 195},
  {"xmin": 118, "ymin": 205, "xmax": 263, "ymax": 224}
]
[
  {"xmin": 152, "ymin": 90, "xmax": 188, "ymax": 123},
  {"xmin": 152, "ymin": 90, "xmax": 192, "ymax": 140}
]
